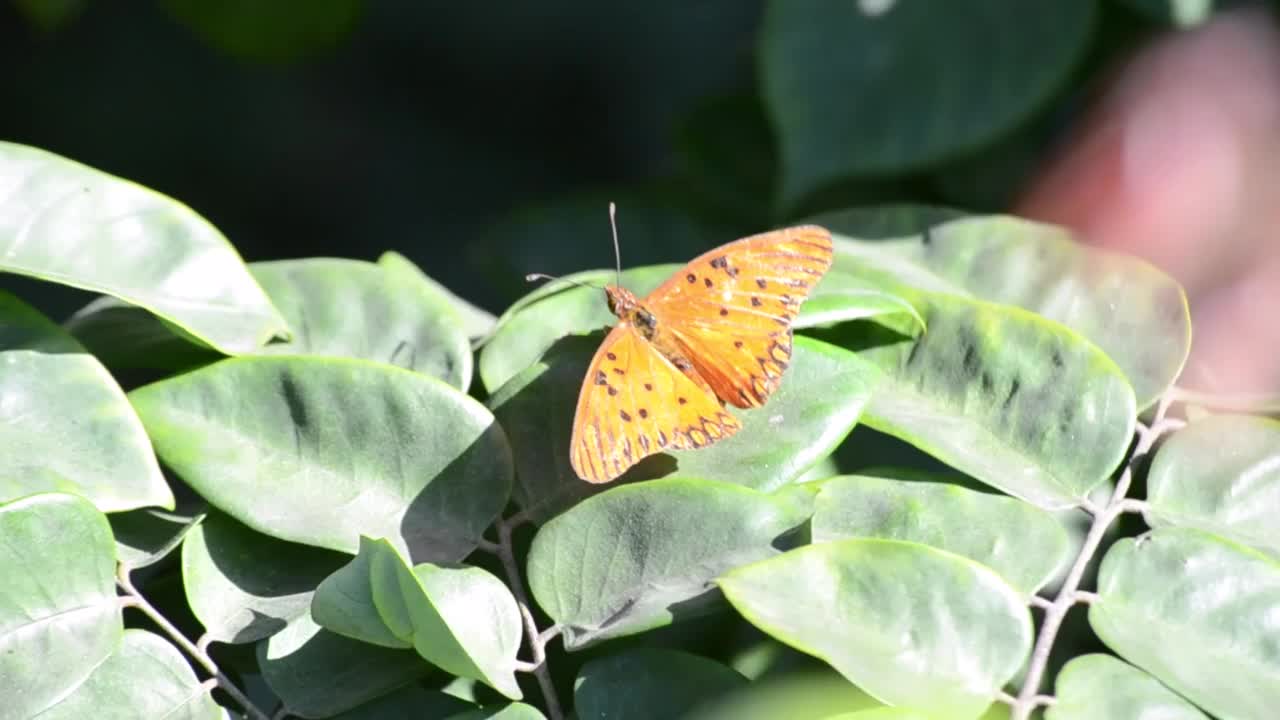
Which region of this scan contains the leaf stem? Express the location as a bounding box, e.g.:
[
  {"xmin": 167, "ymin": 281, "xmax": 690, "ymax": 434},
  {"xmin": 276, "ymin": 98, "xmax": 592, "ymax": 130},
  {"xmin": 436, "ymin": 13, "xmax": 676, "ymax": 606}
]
[
  {"xmin": 496, "ymin": 518, "xmax": 564, "ymax": 720},
  {"xmin": 1009, "ymin": 396, "xmax": 1175, "ymax": 720},
  {"xmin": 116, "ymin": 565, "xmax": 270, "ymax": 720}
]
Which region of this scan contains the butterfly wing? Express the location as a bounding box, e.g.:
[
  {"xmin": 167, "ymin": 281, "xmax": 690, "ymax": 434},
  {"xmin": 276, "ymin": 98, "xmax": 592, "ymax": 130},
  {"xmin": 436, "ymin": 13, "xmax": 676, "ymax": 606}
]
[
  {"xmin": 643, "ymin": 225, "xmax": 833, "ymax": 408},
  {"xmin": 570, "ymin": 322, "xmax": 742, "ymax": 483}
]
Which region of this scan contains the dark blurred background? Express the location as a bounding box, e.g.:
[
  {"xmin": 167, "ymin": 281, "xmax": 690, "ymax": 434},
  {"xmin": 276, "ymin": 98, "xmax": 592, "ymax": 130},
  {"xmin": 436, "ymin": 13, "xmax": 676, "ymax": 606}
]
[{"xmin": 4, "ymin": 0, "xmax": 1279, "ymax": 393}]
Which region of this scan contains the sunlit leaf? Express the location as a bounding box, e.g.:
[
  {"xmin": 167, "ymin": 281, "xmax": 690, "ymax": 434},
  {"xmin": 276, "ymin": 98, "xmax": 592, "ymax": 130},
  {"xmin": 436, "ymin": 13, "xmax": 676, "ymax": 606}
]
[
  {"xmin": 811, "ymin": 475, "xmax": 1070, "ymax": 596},
  {"xmin": 1091, "ymin": 527, "xmax": 1280, "ymax": 720},
  {"xmin": 130, "ymin": 356, "xmax": 512, "ymax": 562},
  {"xmin": 526, "ymin": 477, "xmax": 810, "ymax": 649},
  {"xmin": 1146, "ymin": 414, "xmax": 1280, "ymax": 555},
  {"xmin": 720, "ymin": 539, "xmax": 1032, "ymax": 719},
  {"xmin": 0, "ymin": 493, "xmax": 121, "ymax": 718},
  {"xmin": 0, "ymin": 290, "xmax": 171, "ymax": 511},
  {"xmin": 0, "ymin": 141, "xmax": 287, "ymax": 354}
]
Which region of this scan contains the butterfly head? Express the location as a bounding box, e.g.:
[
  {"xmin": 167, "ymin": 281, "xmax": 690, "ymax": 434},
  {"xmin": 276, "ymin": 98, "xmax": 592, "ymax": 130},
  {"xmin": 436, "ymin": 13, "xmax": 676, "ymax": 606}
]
[{"xmin": 604, "ymin": 285, "xmax": 639, "ymax": 318}]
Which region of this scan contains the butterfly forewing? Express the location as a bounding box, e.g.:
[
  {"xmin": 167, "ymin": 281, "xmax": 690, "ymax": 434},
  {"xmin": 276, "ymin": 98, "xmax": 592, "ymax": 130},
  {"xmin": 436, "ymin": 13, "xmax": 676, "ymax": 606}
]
[
  {"xmin": 570, "ymin": 324, "xmax": 742, "ymax": 483},
  {"xmin": 643, "ymin": 226, "xmax": 833, "ymax": 408}
]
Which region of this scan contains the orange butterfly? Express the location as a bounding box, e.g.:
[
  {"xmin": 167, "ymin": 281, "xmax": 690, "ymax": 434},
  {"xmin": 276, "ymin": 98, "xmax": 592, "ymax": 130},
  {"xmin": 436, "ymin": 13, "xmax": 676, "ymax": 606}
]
[{"xmin": 564, "ymin": 213, "xmax": 833, "ymax": 483}]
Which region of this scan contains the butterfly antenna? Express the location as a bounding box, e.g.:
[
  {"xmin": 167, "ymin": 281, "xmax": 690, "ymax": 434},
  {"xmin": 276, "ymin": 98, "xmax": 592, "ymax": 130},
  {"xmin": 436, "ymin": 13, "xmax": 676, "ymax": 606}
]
[
  {"xmin": 524, "ymin": 273, "xmax": 600, "ymax": 291},
  {"xmin": 609, "ymin": 202, "xmax": 622, "ymax": 288}
]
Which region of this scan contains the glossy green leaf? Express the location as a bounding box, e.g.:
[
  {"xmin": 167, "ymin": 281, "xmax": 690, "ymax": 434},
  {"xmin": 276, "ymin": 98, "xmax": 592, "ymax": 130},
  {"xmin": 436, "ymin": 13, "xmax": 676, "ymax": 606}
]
[
  {"xmin": 491, "ymin": 336, "xmax": 874, "ymax": 524},
  {"xmin": 719, "ymin": 539, "xmax": 1033, "ymax": 719},
  {"xmin": 867, "ymin": 216, "xmax": 1191, "ymax": 409},
  {"xmin": 1045, "ymin": 653, "xmax": 1208, "ymax": 720},
  {"xmin": 378, "ymin": 251, "xmax": 496, "ymax": 343},
  {"xmin": 856, "ymin": 295, "xmax": 1136, "ymax": 510},
  {"xmin": 526, "ymin": 477, "xmax": 811, "ymax": 649},
  {"xmin": 811, "ymin": 475, "xmax": 1070, "ymax": 596},
  {"xmin": 251, "ymin": 258, "xmax": 472, "ymax": 390},
  {"xmin": 0, "ymin": 141, "xmax": 287, "ymax": 354},
  {"xmin": 479, "ymin": 260, "xmax": 895, "ymax": 393},
  {"xmin": 182, "ymin": 511, "xmax": 349, "ymax": 644},
  {"xmin": 0, "ymin": 493, "xmax": 121, "ymax": 718},
  {"xmin": 1146, "ymin": 415, "xmax": 1280, "ymax": 554},
  {"xmin": 1091, "ymin": 527, "xmax": 1280, "ymax": 719},
  {"xmin": 130, "ymin": 356, "xmax": 512, "ymax": 561},
  {"xmin": 258, "ymin": 614, "xmax": 429, "ymax": 719},
  {"xmin": 0, "ymin": 291, "xmax": 172, "ymax": 511},
  {"xmin": 329, "ymin": 683, "xmax": 473, "ymax": 719},
  {"xmin": 312, "ymin": 537, "xmax": 409, "ymax": 650},
  {"xmin": 34, "ymin": 629, "xmax": 223, "ymax": 720},
  {"xmin": 761, "ymin": 1, "xmax": 1094, "ymax": 207},
  {"xmin": 575, "ymin": 648, "xmax": 747, "ymax": 720},
  {"xmin": 445, "ymin": 704, "xmax": 548, "ymax": 720},
  {"xmin": 364, "ymin": 538, "xmax": 522, "ymax": 699}
]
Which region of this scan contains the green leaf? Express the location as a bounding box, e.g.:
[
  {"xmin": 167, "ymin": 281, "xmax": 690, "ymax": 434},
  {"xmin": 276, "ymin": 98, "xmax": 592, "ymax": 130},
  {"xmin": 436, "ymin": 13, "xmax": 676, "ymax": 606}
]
[
  {"xmin": 378, "ymin": 251, "xmax": 496, "ymax": 343},
  {"xmin": 258, "ymin": 614, "xmax": 429, "ymax": 719},
  {"xmin": 0, "ymin": 493, "xmax": 122, "ymax": 719},
  {"xmin": 1146, "ymin": 415, "xmax": 1280, "ymax": 554},
  {"xmin": 329, "ymin": 683, "xmax": 474, "ymax": 719},
  {"xmin": 855, "ymin": 295, "xmax": 1136, "ymax": 510},
  {"xmin": 34, "ymin": 629, "xmax": 223, "ymax": 720},
  {"xmin": 0, "ymin": 291, "xmax": 172, "ymax": 511},
  {"xmin": 760, "ymin": 1, "xmax": 1095, "ymax": 208},
  {"xmin": 250, "ymin": 258, "xmax": 473, "ymax": 390},
  {"xmin": 479, "ymin": 260, "xmax": 893, "ymax": 394},
  {"xmin": 182, "ymin": 511, "xmax": 349, "ymax": 644},
  {"xmin": 864, "ymin": 216, "xmax": 1191, "ymax": 409},
  {"xmin": 158, "ymin": 0, "xmax": 363, "ymax": 64},
  {"xmin": 491, "ymin": 336, "xmax": 874, "ymax": 524},
  {"xmin": 811, "ymin": 475, "xmax": 1070, "ymax": 596},
  {"xmin": 312, "ymin": 537, "xmax": 411, "ymax": 650},
  {"xmin": 364, "ymin": 538, "xmax": 523, "ymax": 699},
  {"xmin": 719, "ymin": 539, "xmax": 1033, "ymax": 719},
  {"xmin": 1045, "ymin": 653, "xmax": 1209, "ymax": 720},
  {"xmin": 0, "ymin": 141, "xmax": 287, "ymax": 354},
  {"xmin": 1090, "ymin": 527, "xmax": 1280, "ymax": 720},
  {"xmin": 575, "ymin": 648, "xmax": 748, "ymax": 720},
  {"xmin": 526, "ymin": 477, "xmax": 811, "ymax": 649},
  {"xmin": 129, "ymin": 356, "xmax": 512, "ymax": 561}
]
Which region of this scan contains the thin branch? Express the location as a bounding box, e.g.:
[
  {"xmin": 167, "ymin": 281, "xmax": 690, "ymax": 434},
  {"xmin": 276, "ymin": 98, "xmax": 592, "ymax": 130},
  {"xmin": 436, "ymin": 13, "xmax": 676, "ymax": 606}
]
[
  {"xmin": 116, "ymin": 566, "xmax": 271, "ymax": 720},
  {"xmin": 474, "ymin": 537, "xmax": 501, "ymax": 555},
  {"xmin": 1073, "ymin": 591, "xmax": 1100, "ymax": 605},
  {"xmin": 1009, "ymin": 401, "xmax": 1175, "ymax": 720},
  {"xmin": 496, "ymin": 518, "xmax": 564, "ymax": 720},
  {"xmin": 1028, "ymin": 595, "xmax": 1052, "ymax": 611}
]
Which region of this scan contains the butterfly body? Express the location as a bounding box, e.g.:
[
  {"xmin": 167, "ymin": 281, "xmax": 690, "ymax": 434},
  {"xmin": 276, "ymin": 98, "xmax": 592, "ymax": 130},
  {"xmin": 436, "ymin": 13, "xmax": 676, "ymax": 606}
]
[{"xmin": 570, "ymin": 226, "xmax": 833, "ymax": 483}]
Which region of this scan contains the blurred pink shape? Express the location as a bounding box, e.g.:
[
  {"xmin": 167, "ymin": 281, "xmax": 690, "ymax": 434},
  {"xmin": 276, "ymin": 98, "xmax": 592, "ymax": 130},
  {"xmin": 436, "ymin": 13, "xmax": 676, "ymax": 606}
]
[{"xmin": 1018, "ymin": 8, "xmax": 1280, "ymax": 394}]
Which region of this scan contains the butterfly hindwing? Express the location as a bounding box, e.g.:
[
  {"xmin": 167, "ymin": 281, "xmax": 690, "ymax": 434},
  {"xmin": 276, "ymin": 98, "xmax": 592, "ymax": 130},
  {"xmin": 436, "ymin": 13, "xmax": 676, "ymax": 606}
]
[
  {"xmin": 570, "ymin": 323, "xmax": 742, "ymax": 483},
  {"xmin": 644, "ymin": 225, "xmax": 833, "ymax": 408}
]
